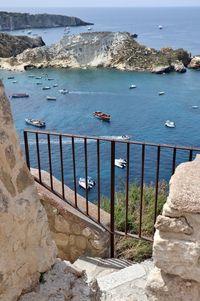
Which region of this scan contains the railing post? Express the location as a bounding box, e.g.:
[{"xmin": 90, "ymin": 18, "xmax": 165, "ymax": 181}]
[
  {"xmin": 110, "ymin": 141, "xmax": 115, "ymax": 258},
  {"xmin": 23, "ymin": 130, "xmax": 30, "ymax": 170}
]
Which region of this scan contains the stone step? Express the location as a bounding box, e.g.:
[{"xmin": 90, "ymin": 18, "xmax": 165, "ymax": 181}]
[{"xmin": 73, "ymin": 256, "xmax": 153, "ymax": 301}]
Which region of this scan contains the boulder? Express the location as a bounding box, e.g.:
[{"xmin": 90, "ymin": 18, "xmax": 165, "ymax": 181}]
[{"xmin": 188, "ymin": 56, "xmax": 200, "ymax": 69}]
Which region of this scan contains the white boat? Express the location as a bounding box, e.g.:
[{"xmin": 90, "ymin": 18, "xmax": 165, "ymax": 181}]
[
  {"xmin": 12, "ymin": 81, "xmax": 18, "ymax": 83},
  {"xmin": 115, "ymin": 158, "xmax": 127, "ymax": 169},
  {"xmin": 129, "ymin": 84, "xmax": 137, "ymax": 89},
  {"xmin": 158, "ymin": 25, "xmax": 163, "ymax": 30},
  {"xmin": 79, "ymin": 177, "xmax": 96, "ymax": 190},
  {"xmin": 88, "ymin": 27, "xmax": 92, "ymax": 31},
  {"xmin": 42, "ymin": 86, "xmax": 51, "ymax": 90},
  {"xmin": 165, "ymin": 120, "xmax": 175, "ymax": 128},
  {"xmin": 59, "ymin": 89, "xmax": 69, "ymax": 94},
  {"xmin": 159, "ymin": 91, "xmax": 165, "ymax": 96},
  {"xmin": 117, "ymin": 135, "xmax": 130, "ymax": 140},
  {"xmin": 53, "ymin": 84, "xmax": 58, "ymax": 87},
  {"xmin": 25, "ymin": 118, "xmax": 46, "ymax": 128},
  {"xmin": 35, "ymin": 76, "xmax": 42, "ymax": 79},
  {"xmin": 192, "ymin": 105, "xmax": 199, "ymax": 109},
  {"xmin": 27, "ymin": 30, "xmax": 32, "ymax": 35},
  {"xmin": 46, "ymin": 96, "xmax": 56, "ymax": 101}
]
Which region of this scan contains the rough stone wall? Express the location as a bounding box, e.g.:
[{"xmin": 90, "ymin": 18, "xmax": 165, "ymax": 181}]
[
  {"xmin": 0, "ymin": 81, "xmax": 57, "ymax": 301},
  {"xmin": 146, "ymin": 155, "xmax": 200, "ymax": 301},
  {"xmin": 34, "ymin": 172, "xmax": 110, "ymax": 262}
]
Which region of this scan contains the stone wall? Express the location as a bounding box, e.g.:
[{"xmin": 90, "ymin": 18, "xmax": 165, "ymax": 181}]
[
  {"xmin": 146, "ymin": 155, "xmax": 200, "ymax": 301},
  {"xmin": 0, "ymin": 81, "xmax": 57, "ymax": 301},
  {"xmin": 33, "ymin": 169, "xmax": 110, "ymax": 262}
]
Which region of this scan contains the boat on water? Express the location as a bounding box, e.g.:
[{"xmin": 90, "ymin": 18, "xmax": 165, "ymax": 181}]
[
  {"xmin": 28, "ymin": 75, "xmax": 35, "ymax": 78},
  {"xmin": 53, "ymin": 84, "xmax": 58, "ymax": 87},
  {"xmin": 88, "ymin": 27, "xmax": 92, "ymax": 31},
  {"xmin": 27, "ymin": 30, "xmax": 32, "ymax": 35},
  {"xmin": 48, "ymin": 78, "xmax": 54, "ymax": 81},
  {"xmin": 42, "ymin": 86, "xmax": 51, "ymax": 90},
  {"xmin": 79, "ymin": 177, "xmax": 96, "ymax": 190},
  {"xmin": 46, "ymin": 96, "xmax": 56, "ymax": 101},
  {"xmin": 8, "ymin": 76, "xmax": 14, "ymax": 79},
  {"xmin": 36, "ymin": 82, "xmax": 42, "ymax": 85},
  {"xmin": 12, "ymin": 81, "xmax": 18, "ymax": 84},
  {"xmin": 158, "ymin": 25, "xmax": 163, "ymax": 30},
  {"xmin": 59, "ymin": 89, "xmax": 69, "ymax": 94},
  {"xmin": 25, "ymin": 118, "xmax": 46, "ymax": 128},
  {"xmin": 165, "ymin": 120, "xmax": 176, "ymax": 128},
  {"xmin": 93, "ymin": 111, "xmax": 111, "ymax": 121},
  {"xmin": 159, "ymin": 91, "xmax": 165, "ymax": 96},
  {"xmin": 115, "ymin": 158, "xmax": 127, "ymax": 169},
  {"xmin": 192, "ymin": 105, "xmax": 199, "ymax": 109},
  {"xmin": 11, "ymin": 93, "xmax": 29, "ymax": 98},
  {"xmin": 35, "ymin": 76, "xmax": 42, "ymax": 79},
  {"xmin": 129, "ymin": 84, "xmax": 137, "ymax": 89}
]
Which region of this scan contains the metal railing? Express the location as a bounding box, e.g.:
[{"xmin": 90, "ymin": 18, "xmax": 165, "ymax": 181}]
[{"xmin": 23, "ymin": 129, "xmax": 200, "ymax": 257}]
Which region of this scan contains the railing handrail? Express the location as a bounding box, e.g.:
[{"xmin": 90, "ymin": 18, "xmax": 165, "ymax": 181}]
[{"xmin": 24, "ymin": 128, "xmax": 200, "ymax": 152}]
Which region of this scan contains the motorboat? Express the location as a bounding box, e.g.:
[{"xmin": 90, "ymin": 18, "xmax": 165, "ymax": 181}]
[
  {"xmin": 53, "ymin": 84, "xmax": 58, "ymax": 87},
  {"xmin": 115, "ymin": 158, "xmax": 127, "ymax": 169},
  {"xmin": 79, "ymin": 177, "xmax": 96, "ymax": 190},
  {"xmin": 158, "ymin": 25, "xmax": 163, "ymax": 30},
  {"xmin": 46, "ymin": 96, "xmax": 56, "ymax": 101},
  {"xmin": 8, "ymin": 76, "xmax": 14, "ymax": 79},
  {"xmin": 25, "ymin": 118, "xmax": 46, "ymax": 128},
  {"xmin": 165, "ymin": 120, "xmax": 175, "ymax": 128},
  {"xmin": 129, "ymin": 84, "xmax": 137, "ymax": 89},
  {"xmin": 36, "ymin": 82, "xmax": 42, "ymax": 85},
  {"xmin": 159, "ymin": 91, "xmax": 165, "ymax": 96},
  {"xmin": 42, "ymin": 86, "xmax": 51, "ymax": 90},
  {"xmin": 59, "ymin": 89, "xmax": 69, "ymax": 94},
  {"xmin": 12, "ymin": 81, "xmax": 18, "ymax": 83},
  {"xmin": 88, "ymin": 27, "xmax": 92, "ymax": 31},
  {"xmin": 35, "ymin": 76, "xmax": 42, "ymax": 79},
  {"xmin": 48, "ymin": 78, "xmax": 54, "ymax": 81},
  {"xmin": 93, "ymin": 111, "xmax": 111, "ymax": 121},
  {"xmin": 119, "ymin": 135, "xmax": 130, "ymax": 140},
  {"xmin": 11, "ymin": 93, "xmax": 29, "ymax": 98},
  {"xmin": 192, "ymin": 105, "xmax": 199, "ymax": 109},
  {"xmin": 28, "ymin": 75, "xmax": 35, "ymax": 78}
]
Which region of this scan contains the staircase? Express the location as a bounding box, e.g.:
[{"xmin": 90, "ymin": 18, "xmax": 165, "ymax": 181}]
[{"xmin": 73, "ymin": 256, "xmax": 153, "ymax": 301}]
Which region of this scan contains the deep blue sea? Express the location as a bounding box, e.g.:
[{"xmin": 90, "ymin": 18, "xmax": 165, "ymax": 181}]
[{"xmin": 1, "ymin": 7, "xmax": 200, "ymax": 199}]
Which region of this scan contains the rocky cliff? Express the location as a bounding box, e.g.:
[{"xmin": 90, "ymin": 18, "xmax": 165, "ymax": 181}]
[
  {"xmin": 0, "ymin": 11, "xmax": 93, "ymax": 31},
  {"xmin": 0, "ymin": 32, "xmax": 45, "ymax": 58},
  {"xmin": 0, "ymin": 31, "xmax": 190, "ymax": 73}
]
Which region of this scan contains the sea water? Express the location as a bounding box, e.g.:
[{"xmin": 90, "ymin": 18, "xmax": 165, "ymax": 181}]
[{"xmin": 0, "ymin": 7, "xmax": 200, "ymax": 199}]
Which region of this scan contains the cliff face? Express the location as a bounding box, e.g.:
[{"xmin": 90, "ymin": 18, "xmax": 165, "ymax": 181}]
[
  {"xmin": 0, "ymin": 32, "xmax": 45, "ymax": 58},
  {"xmin": 0, "ymin": 11, "xmax": 93, "ymax": 30},
  {"xmin": 0, "ymin": 32, "xmax": 191, "ymax": 73}
]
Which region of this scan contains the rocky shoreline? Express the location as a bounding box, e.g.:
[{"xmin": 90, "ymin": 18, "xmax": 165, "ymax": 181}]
[
  {"xmin": 0, "ymin": 11, "xmax": 93, "ymax": 31},
  {"xmin": 0, "ymin": 31, "xmax": 199, "ymax": 73}
]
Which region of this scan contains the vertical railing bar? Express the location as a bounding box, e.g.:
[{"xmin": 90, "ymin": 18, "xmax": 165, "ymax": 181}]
[
  {"xmin": 23, "ymin": 131, "xmax": 30, "ymax": 170},
  {"xmin": 154, "ymin": 145, "xmax": 161, "ymax": 227},
  {"xmin": 59, "ymin": 135, "xmax": 65, "ymax": 199},
  {"xmin": 110, "ymin": 141, "xmax": 115, "ymax": 258},
  {"xmin": 36, "ymin": 132, "xmax": 41, "ymax": 183},
  {"xmin": 71, "ymin": 137, "xmax": 77, "ymax": 207},
  {"xmin": 125, "ymin": 143, "xmax": 130, "ymax": 235},
  {"xmin": 47, "ymin": 134, "xmax": 53, "ymax": 191},
  {"xmin": 97, "ymin": 139, "xmax": 101, "ymax": 223},
  {"xmin": 84, "ymin": 138, "xmax": 89, "ymax": 215},
  {"xmin": 189, "ymin": 149, "xmax": 193, "ymax": 161},
  {"xmin": 139, "ymin": 144, "xmax": 145, "ymax": 238},
  {"xmin": 172, "ymin": 147, "xmax": 177, "ymax": 175}
]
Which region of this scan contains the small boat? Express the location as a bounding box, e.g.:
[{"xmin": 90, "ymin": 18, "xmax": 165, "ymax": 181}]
[
  {"xmin": 93, "ymin": 111, "xmax": 111, "ymax": 121},
  {"xmin": 115, "ymin": 158, "xmax": 127, "ymax": 169},
  {"xmin": 159, "ymin": 91, "xmax": 165, "ymax": 96},
  {"xmin": 53, "ymin": 84, "xmax": 58, "ymax": 87},
  {"xmin": 79, "ymin": 177, "xmax": 96, "ymax": 190},
  {"xmin": 35, "ymin": 76, "xmax": 42, "ymax": 79},
  {"xmin": 27, "ymin": 30, "xmax": 32, "ymax": 35},
  {"xmin": 88, "ymin": 27, "xmax": 92, "ymax": 31},
  {"xmin": 7, "ymin": 76, "xmax": 14, "ymax": 79},
  {"xmin": 129, "ymin": 84, "xmax": 137, "ymax": 89},
  {"xmin": 11, "ymin": 93, "xmax": 29, "ymax": 98},
  {"xmin": 118, "ymin": 135, "xmax": 130, "ymax": 140},
  {"xmin": 25, "ymin": 118, "xmax": 46, "ymax": 128},
  {"xmin": 158, "ymin": 25, "xmax": 163, "ymax": 30},
  {"xmin": 28, "ymin": 75, "xmax": 35, "ymax": 78},
  {"xmin": 42, "ymin": 86, "xmax": 51, "ymax": 90},
  {"xmin": 59, "ymin": 89, "xmax": 69, "ymax": 94},
  {"xmin": 47, "ymin": 78, "xmax": 54, "ymax": 81},
  {"xmin": 46, "ymin": 96, "xmax": 56, "ymax": 101},
  {"xmin": 36, "ymin": 82, "xmax": 42, "ymax": 85},
  {"xmin": 165, "ymin": 120, "xmax": 175, "ymax": 128},
  {"xmin": 192, "ymin": 105, "xmax": 199, "ymax": 109},
  {"xmin": 12, "ymin": 81, "xmax": 18, "ymax": 83}
]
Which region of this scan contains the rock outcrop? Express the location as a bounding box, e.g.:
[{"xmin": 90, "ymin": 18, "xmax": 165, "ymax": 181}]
[
  {"xmin": 146, "ymin": 155, "xmax": 200, "ymax": 301},
  {"xmin": 0, "ymin": 80, "xmax": 57, "ymax": 301},
  {"xmin": 0, "ymin": 31, "xmax": 191, "ymax": 73},
  {"xmin": 188, "ymin": 56, "xmax": 200, "ymax": 69},
  {"xmin": 0, "ymin": 11, "xmax": 93, "ymax": 31},
  {"xmin": 0, "ymin": 32, "xmax": 45, "ymax": 58}
]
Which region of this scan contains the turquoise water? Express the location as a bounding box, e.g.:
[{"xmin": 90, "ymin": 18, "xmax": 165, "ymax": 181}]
[{"xmin": 1, "ymin": 7, "xmax": 200, "ymax": 199}]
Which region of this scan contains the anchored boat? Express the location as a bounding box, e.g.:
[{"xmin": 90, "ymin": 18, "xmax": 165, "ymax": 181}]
[
  {"xmin": 25, "ymin": 118, "xmax": 46, "ymax": 128},
  {"xmin": 46, "ymin": 96, "xmax": 56, "ymax": 101},
  {"xmin": 79, "ymin": 177, "xmax": 96, "ymax": 190},
  {"xmin": 129, "ymin": 84, "xmax": 137, "ymax": 89},
  {"xmin": 115, "ymin": 158, "xmax": 127, "ymax": 169},
  {"xmin": 11, "ymin": 93, "xmax": 29, "ymax": 98},
  {"xmin": 165, "ymin": 120, "xmax": 176, "ymax": 128},
  {"xmin": 93, "ymin": 111, "xmax": 111, "ymax": 121}
]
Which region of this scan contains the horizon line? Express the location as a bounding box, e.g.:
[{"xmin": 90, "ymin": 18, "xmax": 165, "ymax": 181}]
[{"xmin": 1, "ymin": 5, "xmax": 200, "ymax": 8}]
